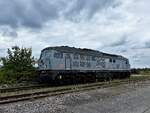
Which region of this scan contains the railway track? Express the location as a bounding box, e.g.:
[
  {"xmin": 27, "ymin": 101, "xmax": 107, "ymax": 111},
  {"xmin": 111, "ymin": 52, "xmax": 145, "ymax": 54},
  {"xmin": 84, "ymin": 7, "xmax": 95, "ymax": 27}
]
[
  {"xmin": 0, "ymin": 77, "xmax": 148, "ymax": 93},
  {"xmin": 0, "ymin": 84, "xmax": 52, "ymax": 93},
  {"xmin": 0, "ymin": 77, "xmax": 150, "ymax": 105}
]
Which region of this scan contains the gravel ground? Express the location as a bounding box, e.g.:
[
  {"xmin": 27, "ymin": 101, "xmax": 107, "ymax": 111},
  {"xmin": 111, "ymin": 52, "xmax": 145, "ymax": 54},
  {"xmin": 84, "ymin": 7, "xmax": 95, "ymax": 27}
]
[{"xmin": 1, "ymin": 81, "xmax": 150, "ymax": 113}]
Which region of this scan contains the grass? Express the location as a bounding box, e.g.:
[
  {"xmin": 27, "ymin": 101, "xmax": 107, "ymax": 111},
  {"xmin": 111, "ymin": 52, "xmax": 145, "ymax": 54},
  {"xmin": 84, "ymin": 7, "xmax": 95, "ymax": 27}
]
[
  {"xmin": 130, "ymin": 74, "xmax": 150, "ymax": 81},
  {"xmin": 139, "ymin": 70, "xmax": 150, "ymax": 75}
]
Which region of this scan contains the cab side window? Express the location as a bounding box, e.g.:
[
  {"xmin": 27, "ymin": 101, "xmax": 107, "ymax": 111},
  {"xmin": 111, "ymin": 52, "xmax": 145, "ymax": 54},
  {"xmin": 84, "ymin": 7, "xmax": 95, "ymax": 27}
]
[
  {"xmin": 113, "ymin": 59, "xmax": 116, "ymax": 63},
  {"xmin": 73, "ymin": 61, "xmax": 79, "ymax": 67}
]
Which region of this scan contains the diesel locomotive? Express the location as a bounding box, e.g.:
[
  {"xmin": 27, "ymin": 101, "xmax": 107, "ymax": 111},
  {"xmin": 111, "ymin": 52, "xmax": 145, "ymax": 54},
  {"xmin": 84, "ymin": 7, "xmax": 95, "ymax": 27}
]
[{"xmin": 38, "ymin": 46, "xmax": 130, "ymax": 83}]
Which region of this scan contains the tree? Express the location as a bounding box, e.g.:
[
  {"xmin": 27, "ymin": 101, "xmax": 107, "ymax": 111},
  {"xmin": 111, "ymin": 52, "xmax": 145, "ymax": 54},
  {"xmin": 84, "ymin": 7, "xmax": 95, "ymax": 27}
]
[{"xmin": 0, "ymin": 46, "xmax": 36, "ymax": 83}]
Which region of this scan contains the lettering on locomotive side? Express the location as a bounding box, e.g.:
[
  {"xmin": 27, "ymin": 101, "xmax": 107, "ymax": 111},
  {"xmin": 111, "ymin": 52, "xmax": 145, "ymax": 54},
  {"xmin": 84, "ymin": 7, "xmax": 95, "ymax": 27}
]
[
  {"xmin": 96, "ymin": 57, "xmax": 106, "ymax": 68},
  {"xmin": 73, "ymin": 61, "xmax": 79, "ymax": 67},
  {"xmin": 39, "ymin": 46, "xmax": 130, "ymax": 71}
]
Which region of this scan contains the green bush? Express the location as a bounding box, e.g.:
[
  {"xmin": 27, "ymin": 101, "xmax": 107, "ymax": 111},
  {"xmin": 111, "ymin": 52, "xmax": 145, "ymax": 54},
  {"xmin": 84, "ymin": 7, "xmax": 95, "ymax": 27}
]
[
  {"xmin": 0, "ymin": 69, "xmax": 14, "ymax": 83},
  {"xmin": 0, "ymin": 68, "xmax": 36, "ymax": 84},
  {"xmin": 139, "ymin": 70, "xmax": 150, "ymax": 75},
  {"xmin": 0, "ymin": 46, "xmax": 36, "ymax": 84}
]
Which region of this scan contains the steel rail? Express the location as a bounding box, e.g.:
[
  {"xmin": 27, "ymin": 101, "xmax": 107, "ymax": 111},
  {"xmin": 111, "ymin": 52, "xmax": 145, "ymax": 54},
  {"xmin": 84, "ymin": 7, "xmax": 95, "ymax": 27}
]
[{"xmin": 0, "ymin": 84, "xmax": 51, "ymax": 93}]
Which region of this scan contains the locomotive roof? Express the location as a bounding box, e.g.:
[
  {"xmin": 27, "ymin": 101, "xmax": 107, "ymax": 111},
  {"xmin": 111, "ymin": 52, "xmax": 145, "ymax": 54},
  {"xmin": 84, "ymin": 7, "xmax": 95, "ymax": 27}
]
[{"xmin": 42, "ymin": 46, "xmax": 126, "ymax": 59}]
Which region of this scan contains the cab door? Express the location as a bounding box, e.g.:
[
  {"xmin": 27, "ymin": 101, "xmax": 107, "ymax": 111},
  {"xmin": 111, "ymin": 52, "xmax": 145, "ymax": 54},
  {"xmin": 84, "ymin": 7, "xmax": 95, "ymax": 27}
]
[{"xmin": 65, "ymin": 53, "xmax": 72, "ymax": 70}]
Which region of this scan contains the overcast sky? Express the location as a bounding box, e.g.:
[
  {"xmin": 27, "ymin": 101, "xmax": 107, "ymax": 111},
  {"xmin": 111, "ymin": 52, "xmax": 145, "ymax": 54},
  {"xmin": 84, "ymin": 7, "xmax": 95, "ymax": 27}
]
[{"xmin": 0, "ymin": 0, "xmax": 150, "ymax": 68}]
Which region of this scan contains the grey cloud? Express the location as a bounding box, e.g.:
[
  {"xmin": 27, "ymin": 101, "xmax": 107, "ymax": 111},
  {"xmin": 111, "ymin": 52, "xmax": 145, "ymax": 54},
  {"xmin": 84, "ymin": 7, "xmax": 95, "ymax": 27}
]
[
  {"xmin": 0, "ymin": 48, "xmax": 5, "ymax": 52},
  {"xmin": 1, "ymin": 27, "xmax": 18, "ymax": 38},
  {"xmin": 3, "ymin": 31, "xmax": 18, "ymax": 38},
  {"xmin": 132, "ymin": 57, "xmax": 140, "ymax": 62},
  {"xmin": 0, "ymin": 48, "xmax": 6, "ymax": 57},
  {"xmin": 64, "ymin": 0, "xmax": 115, "ymax": 21},
  {"xmin": 110, "ymin": 47, "xmax": 128, "ymax": 53},
  {"xmin": 131, "ymin": 40, "xmax": 150, "ymax": 49},
  {"xmin": 109, "ymin": 37, "xmax": 127, "ymax": 47},
  {"xmin": 117, "ymin": 48, "xmax": 127, "ymax": 53},
  {"xmin": 131, "ymin": 53, "xmax": 149, "ymax": 63},
  {"xmin": 103, "ymin": 36, "xmax": 127, "ymax": 48},
  {"xmin": 0, "ymin": 0, "xmax": 117, "ymax": 29},
  {"xmin": 0, "ymin": 0, "xmax": 61, "ymax": 29},
  {"xmin": 144, "ymin": 40, "xmax": 150, "ymax": 48}
]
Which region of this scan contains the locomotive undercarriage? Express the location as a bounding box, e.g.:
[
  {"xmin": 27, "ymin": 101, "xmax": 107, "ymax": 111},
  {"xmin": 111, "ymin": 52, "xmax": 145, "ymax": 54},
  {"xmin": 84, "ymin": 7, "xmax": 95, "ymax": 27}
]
[{"xmin": 38, "ymin": 70, "xmax": 130, "ymax": 84}]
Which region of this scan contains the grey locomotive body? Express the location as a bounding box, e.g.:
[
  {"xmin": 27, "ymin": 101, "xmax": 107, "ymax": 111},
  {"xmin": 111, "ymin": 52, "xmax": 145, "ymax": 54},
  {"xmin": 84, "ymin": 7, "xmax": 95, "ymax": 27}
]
[{"xmin": 38, "ymin": 46, "xmax": 130, "ymax": 83}]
